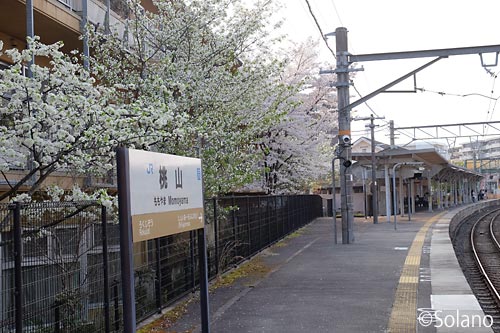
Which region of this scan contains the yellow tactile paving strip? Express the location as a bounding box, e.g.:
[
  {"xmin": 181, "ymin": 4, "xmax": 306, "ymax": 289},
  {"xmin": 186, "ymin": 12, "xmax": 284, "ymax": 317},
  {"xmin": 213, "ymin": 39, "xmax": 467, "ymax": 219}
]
[{"xmin": 387, "ymin": 212, "xmax": 447, "ymax": 333}]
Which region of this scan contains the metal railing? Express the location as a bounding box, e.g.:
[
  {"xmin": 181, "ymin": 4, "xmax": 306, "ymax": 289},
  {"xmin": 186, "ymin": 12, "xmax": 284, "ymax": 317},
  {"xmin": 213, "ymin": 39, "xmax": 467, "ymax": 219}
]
[
  {"xmin": 132, "ymin": 194, "xmax": 322, "ymax": 322},
  {"xmin": 0, "ymin": 194, "xmax": 322, "ymax": 332},
  {"xmin": 0, "ymin": 201, "xmax": 120, "ymax": 332},
  {"xmin": 57, "ymin": 0, "xmax": 73, "ymax": 10}
]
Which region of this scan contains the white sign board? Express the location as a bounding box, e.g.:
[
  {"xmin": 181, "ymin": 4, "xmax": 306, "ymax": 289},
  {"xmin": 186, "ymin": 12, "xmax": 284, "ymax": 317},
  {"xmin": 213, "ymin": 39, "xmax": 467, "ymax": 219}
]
[{"xmin": 127, "ymin": 149, "xmax": 204, "ymax": 242}]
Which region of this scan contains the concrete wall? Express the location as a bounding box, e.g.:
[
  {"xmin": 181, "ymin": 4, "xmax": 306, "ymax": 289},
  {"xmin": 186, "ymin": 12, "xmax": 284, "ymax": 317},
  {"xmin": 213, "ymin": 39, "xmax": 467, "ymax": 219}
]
[
  {"xmin": 321, "ymin": 193, "xmax": 366, "ymax": 216},
  {"xmin": 449, "ymin": 199, "xmax": 500, "ymax": 241}
]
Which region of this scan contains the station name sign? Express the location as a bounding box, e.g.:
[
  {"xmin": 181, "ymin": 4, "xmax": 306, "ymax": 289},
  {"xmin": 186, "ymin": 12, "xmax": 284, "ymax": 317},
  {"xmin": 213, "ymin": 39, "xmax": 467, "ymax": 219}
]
[{"xmin": 127, "ymin": 149, "xmax": 204, "ymax": 242}]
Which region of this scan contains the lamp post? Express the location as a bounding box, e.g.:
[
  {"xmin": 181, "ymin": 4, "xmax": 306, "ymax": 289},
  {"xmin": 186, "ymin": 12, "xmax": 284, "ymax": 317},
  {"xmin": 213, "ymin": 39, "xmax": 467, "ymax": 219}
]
[
  {"xmin": 392, "ymin": 162, "xmax": 424, "ymax": 230},
  {"xmin": 332, "ymin": 154, "xmax": 353, "ymax": 244},
  {"xmin": 332, "ymin": 158, "xmax": 338, "ymax": 244},
  {"xmin": 392, "ymin": 163, "xmax": 401, "ymax": 230}
]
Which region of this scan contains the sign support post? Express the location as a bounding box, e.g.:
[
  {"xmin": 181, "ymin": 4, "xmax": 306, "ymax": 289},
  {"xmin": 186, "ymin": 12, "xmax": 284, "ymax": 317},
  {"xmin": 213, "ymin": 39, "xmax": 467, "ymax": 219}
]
[
  {"xmin": 198, "ymin": 228, "xmax": 210, "ymax": 332},
  {"xmin": 116, "ymin": 147, "xmax": 136, "ymax": 333}
]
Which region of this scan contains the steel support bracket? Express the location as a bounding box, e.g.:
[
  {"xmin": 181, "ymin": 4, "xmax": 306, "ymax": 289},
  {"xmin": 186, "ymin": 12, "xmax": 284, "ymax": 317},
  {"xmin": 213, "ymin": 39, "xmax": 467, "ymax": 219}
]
[{"xmin": 480, "ymin": 52, "xmax": 499, "ymax": 67}]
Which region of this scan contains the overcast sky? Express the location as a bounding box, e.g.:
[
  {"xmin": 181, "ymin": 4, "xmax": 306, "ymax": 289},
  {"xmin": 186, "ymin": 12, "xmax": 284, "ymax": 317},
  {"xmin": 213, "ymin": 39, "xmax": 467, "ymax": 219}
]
[{"xmin": 276, "ymin": 0, "xmax": 500, "ymax": 147}]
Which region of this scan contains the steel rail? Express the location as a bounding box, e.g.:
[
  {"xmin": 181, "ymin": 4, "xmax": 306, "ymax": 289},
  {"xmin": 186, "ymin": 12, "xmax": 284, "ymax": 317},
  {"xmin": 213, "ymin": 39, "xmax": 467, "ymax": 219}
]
[
  {"xmin": 490, "ymin": 215, "xmax": 500, "ymax": 252},
  {"xmin": 471, "ymin": 209, "xmax": 500, "ymax": 303}
]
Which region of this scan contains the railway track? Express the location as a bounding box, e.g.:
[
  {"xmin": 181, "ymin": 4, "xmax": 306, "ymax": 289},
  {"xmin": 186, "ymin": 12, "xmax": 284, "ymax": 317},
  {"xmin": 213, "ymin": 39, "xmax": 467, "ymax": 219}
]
[{"xmin": 453, "ymin": 207, "xmax": 500, "ymax": 332}]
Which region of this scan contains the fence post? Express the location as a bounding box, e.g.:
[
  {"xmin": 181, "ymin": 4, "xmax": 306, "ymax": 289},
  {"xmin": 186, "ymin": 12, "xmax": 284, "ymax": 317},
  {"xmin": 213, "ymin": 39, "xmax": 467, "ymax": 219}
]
[
  {"xmin": 155, "ymin": 237, "xmax": 162, "ymax": 313},
  {"xmin": 258, "ymin": 197, "xmax": 262, "ymax": 248},
  {"xmin": 197, "ymin": 228, "xmax": 210, "ymax": 333},
  {"xmin": 189, "ymin": 231, "xmax": 195, "ymax": 289},
  {"xmin": 232, "ymin": 196, "xmax": 237, "ymax": 252},
  {"xmin": 303, "ymin": 196, "xmax": 306, "ymax": 224},
  {"xmin": 286, "ymin": 196, "xmax": 290, "ymax": 234},
  {"xmin": 54, "ymin": 302, "xmax": 60, "ymax": 333},
  {"xmin": 113, "ymin": 280, "xmax": 120, "ymax": 331},
  {"xmin": 281, "ymin": 196, "xmax": 285, "ymax": 236},
  {"xmin": 246, "ymin": 197, "xmax": 251, "ymax": 257},
  {"xmin": 274, "ymin": 196, "xmax": 281, "ymax": 240},
  {"xmin": 101, "ymin": 205, "xmax": 111, "ymax": 333},
  {"xmin": 267, "ymin": 197, "xmax": 271, "ymax": 245},
  {"xmin": 13, "ymin": 202, "xmax": 23, "ymax": 333},
  {"xmin": 213, "ymin": 198, "xmax": 219, "ymax": 276},
  {"xmin": 301, "ymin": 196, "xmax": 304, "ymax": 226}
]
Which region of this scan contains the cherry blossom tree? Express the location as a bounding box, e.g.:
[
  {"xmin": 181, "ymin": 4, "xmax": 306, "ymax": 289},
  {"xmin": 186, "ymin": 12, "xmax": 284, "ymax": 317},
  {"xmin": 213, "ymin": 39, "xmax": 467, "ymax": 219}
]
[
  {"xmin": 0, "ymin": 38, "xmax": 130, "ymax": 202},
  {"xmin": 88, "ymin": 0, "xmax": 295, "ymax": 196},
  {"xmin": 257, "ymin": 39, "xmax": 337, "ymax": 193},
  {"xmin": 0, "ymin": 0, "xmax": 332, "ymax": 201}
]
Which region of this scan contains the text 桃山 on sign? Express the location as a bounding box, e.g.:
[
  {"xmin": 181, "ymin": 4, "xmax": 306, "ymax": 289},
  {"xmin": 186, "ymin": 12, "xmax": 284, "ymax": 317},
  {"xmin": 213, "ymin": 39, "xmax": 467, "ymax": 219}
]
[{"xmin": 128, "ymin": 149, "xmax": 204, "ymax": 242}]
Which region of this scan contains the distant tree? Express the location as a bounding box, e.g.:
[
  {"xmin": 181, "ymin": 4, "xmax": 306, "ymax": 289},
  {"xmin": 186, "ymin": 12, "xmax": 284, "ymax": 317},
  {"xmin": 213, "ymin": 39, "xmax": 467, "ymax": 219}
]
[{"xmin": 257, "ymin": 39, "xmax": 337, "ymax": 193}]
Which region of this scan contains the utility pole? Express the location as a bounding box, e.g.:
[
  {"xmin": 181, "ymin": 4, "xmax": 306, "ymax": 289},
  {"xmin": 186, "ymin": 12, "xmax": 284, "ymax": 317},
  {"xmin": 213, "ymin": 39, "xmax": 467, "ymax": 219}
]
[
  {"xmin": 368, "ymin": 114, "xmax": 384, "ymax": 223},
  {"xmin": 26, "ymin": 0, "xmax": 34, "ymax": 77},
  {"xmin": 354, "ymin": 114, "xmax": 385, "ymax": 224},
  {"xmin": 335, "ymin": 27, "xmax": 354, "ymax": 244},
  {"xmin": 470, "ymin": 137, "xmax": 479, "ymax": 173},
  {"xmin": 324, "ymin": 27, "xmax": 500, "ymax": 239},
  {"xmin": 82, "ymin": 0, "xmax": 90, "ymax": 70},
  {"xmin": 105, "ymin": 0, "xmax": 111, "ymax": 35},
  {"xmin": 323, "ymin": 27, "xmax": 500, "ymax": 242},
  {"xmin": 389, "ymin": 120, "xmax": 395, "ymax": 148}
]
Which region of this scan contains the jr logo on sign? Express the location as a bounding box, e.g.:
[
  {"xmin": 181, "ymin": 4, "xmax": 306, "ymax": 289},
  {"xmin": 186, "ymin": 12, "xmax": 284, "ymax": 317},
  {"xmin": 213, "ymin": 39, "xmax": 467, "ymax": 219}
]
[{"xmin": 159, "ymin": 166, "xmax": 168, "ymax": 189}]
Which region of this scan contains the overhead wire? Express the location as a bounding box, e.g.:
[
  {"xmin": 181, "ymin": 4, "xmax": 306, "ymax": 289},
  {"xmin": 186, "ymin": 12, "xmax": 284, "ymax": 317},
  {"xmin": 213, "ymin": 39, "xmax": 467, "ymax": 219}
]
[
  {"xmin": 350, "ymin": 124, "xmax": 389, "ymax": 135},
  {"xmin": 304, "ymin": 2, "xmax": 498, "ymax": 149},
  {"xmin": 415, "ymin": 87, "xmax": 500, "ymax": 101},
  {"xmin": 324, "ymin": 2, "xmax": 393, "ymax": 142},
  {"xmin": 416, "ymin": 85, "xmax": 500, "ymax": 138},
  {"xmin": 351, "ymin": 83, "xmax": 387, "ymax": 121},
  {"xmin": 313, "ymin": 1, "xmax": 333, "ymax": 37},
  {"xmin": 302, "ymin": 0, "xmax": 336, "ymax": 60},
  {"xmin": 482, "ymin": 70, "xmax": 499, "ymax": 135},
  {"xmin": 486, "ymin": 70, "xmax": 500, "ymax": 123},
  {"xmin": 340, "ymin": 24, "xmax": 498, "ymax": 147},
  {"xmin": 395, "ymin": 129, "xmax": 447, "ymax": 149},
  {"xmin": 351, "ymin": 83, "xmax": 446, "ymax": 147},
  {"xmin": 351, "ymin": 83, "xmax": 408, "ymax": 145},
  {"xmin": 300, "ymin": 0, "xmax": 417, "ymax": 147},
  {"xmin": 300, "ymin": 0, "xmax": 386, "ymax": 124},
  {"xmin": 329, "ymin": 0, "xmax": 344, "ymax": 28}
]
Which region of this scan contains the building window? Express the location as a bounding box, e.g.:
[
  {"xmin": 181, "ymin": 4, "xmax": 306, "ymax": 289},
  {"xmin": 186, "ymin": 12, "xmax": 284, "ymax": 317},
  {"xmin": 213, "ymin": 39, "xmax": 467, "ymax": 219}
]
[{"xmin": 0, "ymin": 60, "xmax": 11, "ymax": 71}]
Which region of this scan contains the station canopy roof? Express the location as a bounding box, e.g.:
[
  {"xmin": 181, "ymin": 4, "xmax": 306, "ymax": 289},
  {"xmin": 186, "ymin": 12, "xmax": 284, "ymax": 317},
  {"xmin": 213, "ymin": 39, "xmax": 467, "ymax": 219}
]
[{"xmin": 351, "ymin": 146, "xmax": 482, "ymax": 180}]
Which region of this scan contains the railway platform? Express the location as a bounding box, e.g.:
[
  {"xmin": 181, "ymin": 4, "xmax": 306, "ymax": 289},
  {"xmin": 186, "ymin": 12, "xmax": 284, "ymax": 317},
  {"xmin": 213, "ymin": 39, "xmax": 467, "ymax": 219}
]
[{"xmin": 145, "ymin": 202, "xmax": 498, "ymax": 333}]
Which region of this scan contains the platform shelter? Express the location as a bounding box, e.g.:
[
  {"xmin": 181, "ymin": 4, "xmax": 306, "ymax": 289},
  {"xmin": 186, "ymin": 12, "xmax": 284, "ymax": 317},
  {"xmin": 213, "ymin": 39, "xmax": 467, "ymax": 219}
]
[{"xmin": 350, "ymin": 146, "xmax": 483, "ymax": 221}]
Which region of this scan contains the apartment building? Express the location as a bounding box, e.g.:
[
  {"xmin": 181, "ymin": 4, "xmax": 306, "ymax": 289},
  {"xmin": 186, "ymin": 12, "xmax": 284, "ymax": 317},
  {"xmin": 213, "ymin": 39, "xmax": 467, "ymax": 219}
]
[
  {"xmin": 0, "ymin": 0, "xmax": 159, "ymax": 198},
  {"xmin": 449, "ymin": 137, "xmax": 500, "ymax": 194},
  {"xmin": 0, "ymin": 0, "xmax": 155, "ymax": 66},
  {"xmin": 0, "ymin": 3, "xmax": 160, "ymax": 330}
]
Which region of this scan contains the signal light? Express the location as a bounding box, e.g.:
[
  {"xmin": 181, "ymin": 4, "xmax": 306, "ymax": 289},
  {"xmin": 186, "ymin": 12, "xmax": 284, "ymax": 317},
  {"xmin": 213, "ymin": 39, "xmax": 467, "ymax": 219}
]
[{"xmin": 343, "ymin": 160, "xmax": 352, "ymax": 168}]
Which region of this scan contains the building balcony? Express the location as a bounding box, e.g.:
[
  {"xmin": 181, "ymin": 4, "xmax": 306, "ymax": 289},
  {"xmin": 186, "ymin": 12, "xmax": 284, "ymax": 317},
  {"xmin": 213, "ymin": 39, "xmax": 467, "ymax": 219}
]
[
  {"xmin": 0, "ymin": 0, "xmax": 152, "ymax": 57},
  {"xmin": 0, "ymin": 0, "xmax": 82, "ymax": 54}
]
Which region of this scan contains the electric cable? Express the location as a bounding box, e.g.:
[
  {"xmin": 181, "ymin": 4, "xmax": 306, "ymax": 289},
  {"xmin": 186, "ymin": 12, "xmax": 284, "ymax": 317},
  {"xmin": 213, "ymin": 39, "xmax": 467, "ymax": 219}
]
[
  {"xmin": 486, "ymin": 69, "xmax": 500, "ymax": 123},
  {"xmin": 329, "ymin": 0, "xmax": 344, "ymax": 27},
  {"xmin": 351, "ymin": 82, "xmax": 389, "ymax": 123},
  {"xmin": 416, "ymin": 85, "xmax": 500, "ymax": 139},
  {"xmin": 416, "ymin": 87, "xmax": 500, "ymax": 101},
  {"xmin": 302, "ymin": 0, "xmax": 336, "ymax": 60}
]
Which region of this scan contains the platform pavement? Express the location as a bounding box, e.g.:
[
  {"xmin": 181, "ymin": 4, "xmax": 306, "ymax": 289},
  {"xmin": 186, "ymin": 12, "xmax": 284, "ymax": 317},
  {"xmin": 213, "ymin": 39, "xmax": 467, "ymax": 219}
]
[
  {"xmin": 425, "ymin": 209, "xmax": 493, "ymax": 333},
  {"xmin": 145, "ymin": 207, "xmax": 492, "ymax": 333}
]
